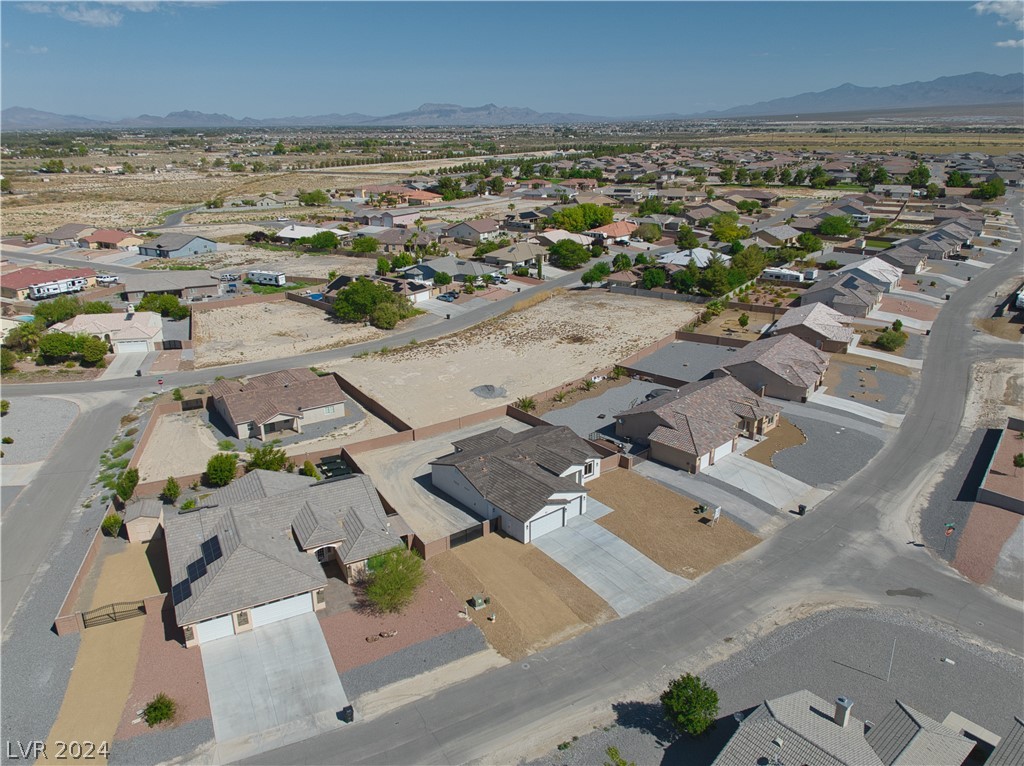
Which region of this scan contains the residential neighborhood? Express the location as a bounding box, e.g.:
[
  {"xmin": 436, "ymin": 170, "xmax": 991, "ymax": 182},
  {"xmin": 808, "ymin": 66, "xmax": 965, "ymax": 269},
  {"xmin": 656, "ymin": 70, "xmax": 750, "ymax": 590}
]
[{"xmin": 1, "ymin": 4, "xmax": 1022, "ymax": 765}]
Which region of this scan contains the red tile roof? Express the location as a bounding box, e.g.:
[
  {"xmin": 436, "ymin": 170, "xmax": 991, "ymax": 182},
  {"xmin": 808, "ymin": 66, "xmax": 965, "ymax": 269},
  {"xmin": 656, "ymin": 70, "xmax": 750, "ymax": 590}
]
[
  {"xmin": 2, "ymin": 266, "xmax": 96, "ymax": 290},
  {"xmin": 81, "ymin": 229, "xmax": 138, "ymax": 245}
]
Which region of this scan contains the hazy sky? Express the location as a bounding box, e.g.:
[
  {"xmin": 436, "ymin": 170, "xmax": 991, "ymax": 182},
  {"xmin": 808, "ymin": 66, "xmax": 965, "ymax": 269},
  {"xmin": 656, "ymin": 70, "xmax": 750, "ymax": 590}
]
[{"xmin": 2, "ymin": 1, "xmax": 1022, "ymax": 118}]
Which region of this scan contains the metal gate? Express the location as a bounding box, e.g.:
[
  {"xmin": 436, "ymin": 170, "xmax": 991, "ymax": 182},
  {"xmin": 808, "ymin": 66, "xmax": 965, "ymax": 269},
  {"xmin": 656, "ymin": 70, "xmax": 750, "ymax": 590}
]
[
  {"xmin": 449, "ymin": 524, "xmax": 483, "ymax": 549},
  {"xmin": 82, "ymin": 600, "xmax": 146, "ymax": 629}
]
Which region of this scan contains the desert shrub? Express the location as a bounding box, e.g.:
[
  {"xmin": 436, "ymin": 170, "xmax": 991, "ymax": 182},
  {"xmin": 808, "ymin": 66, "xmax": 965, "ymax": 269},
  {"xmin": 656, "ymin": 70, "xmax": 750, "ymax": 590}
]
[
  {"xmin": 300, "ymin": 460, "xmax": 321, "ymax": 480},
  {"xmin": 143, "ymin": 693, "xmax": 176, "ymax": 727},
  {"xmin": 245, "ymin": 443, "xmax": 288, "ymax": 472},
  {"xmin": 365, "ymin": 547, "xmax": 425, "ymax": 613},
  {"xmin": 101, "ymin": 513, "xmax": 123, "ymax": 537},
  {"xmin": 162, "ymin": 476, "xmax": 181, "ymax": 504},
  {"xmin": 205, "ymin": 452, "xmax": 238, "ymax": 486},
  {"xmin": 110, "ymin": 438, "xmax": 135, "ymax": 459},
  {"xmin": 217, "ymin": 439, "xmax": 236, "ymax": 451},
  {"xmin": 172, "ymin": 388, "xmax": 183, "ymax": 401},
  {"xmin": 180, "ymin": 498, "xmax": 197, "ymax": 511},
  {"xmin": 2, "ymin": 436, "xmax": 13, "ymax": 444},
  {"xmin": 874, "ymin": 329, "xmax": 907, "ymax": 351},
  {"xmin": 115, "ymin": 468, "xmax": 139, "ymax": 501}
]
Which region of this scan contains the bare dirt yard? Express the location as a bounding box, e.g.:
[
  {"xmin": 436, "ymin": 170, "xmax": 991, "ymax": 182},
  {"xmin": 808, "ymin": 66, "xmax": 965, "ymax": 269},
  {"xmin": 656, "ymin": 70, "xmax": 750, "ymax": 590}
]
[
  {"xmin": 192, "ymin": 299, "xmax": 386, "ymax": 367},
  {"xmin": 695, "ymin": 308, "xmax": 769, "ymax": 341},
  {"xmin": 430, "ymin": 534, "xmax": 614, "ymax": 660},
  {"xmin": 743, "ymin": 418, "xmax": 807, "ymax": 468},
  {"xmin": 974, "ymin": 313, "xmax": 1024, "ymax": 341},
  {"xmin": 146, "ymin": 243, "xmax": 375, "ymax": 280},
  {"xmin": 134, "ymin": 411, "xmax": 221, "ymax": 482},
  {"xmin": 332, "ymin": 289, "xmax": 698, "ymax": 427},
  {"xmin": 587, "ymin": 470, "xmax": 761, "ymax": 579}
]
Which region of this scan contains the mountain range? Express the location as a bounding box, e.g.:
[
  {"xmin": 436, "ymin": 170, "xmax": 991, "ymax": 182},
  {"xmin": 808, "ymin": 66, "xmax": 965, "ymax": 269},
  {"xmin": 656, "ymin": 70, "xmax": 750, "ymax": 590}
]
[{"xmin": 3, "ymin": 72, "xmax": 1020, "ymax": 130}]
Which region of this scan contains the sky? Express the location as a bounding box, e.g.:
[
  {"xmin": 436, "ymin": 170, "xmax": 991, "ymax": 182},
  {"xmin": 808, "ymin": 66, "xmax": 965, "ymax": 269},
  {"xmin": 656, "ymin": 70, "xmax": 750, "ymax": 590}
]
[{"xmin": 1, "ymin": 1, "xmax": 1022, "ymax": 119}]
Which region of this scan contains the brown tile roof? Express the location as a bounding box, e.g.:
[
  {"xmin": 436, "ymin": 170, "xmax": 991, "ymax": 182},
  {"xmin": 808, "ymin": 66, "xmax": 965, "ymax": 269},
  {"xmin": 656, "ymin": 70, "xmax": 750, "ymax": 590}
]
[
  {"xmin": 588, "ymin": 221, "xmax": 637, "ymax": 238},
  {"xmin": 619, "ymin": 376, "xmax": 780, "ymax": 456},
  {"xmin": 81, "ymin": 229, "xmax": 138, "ymax": 245},
  {"xmin": 2, "ymin": 266, "xmax": 95, "ymax": 290},
  {"xmin": 720, "ymin": 334, "xmax": 830, "ymax": 389},
  {"xmin": 210, "ymin": 368, "xmax": 346, "ymax": 427}
]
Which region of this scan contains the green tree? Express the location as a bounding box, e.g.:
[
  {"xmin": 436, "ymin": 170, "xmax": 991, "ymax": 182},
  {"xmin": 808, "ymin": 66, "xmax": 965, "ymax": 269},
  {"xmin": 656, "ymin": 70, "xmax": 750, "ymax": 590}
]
[
  {"xmin": 906, "ymin": 163, "xmax": 930, "ymax": 188},
  {"xmin": 661, "ymin": 673, "xmax": 719, "ymax": 737},
  {"xmin": 735, "ymin": 199, "xmax": 761, "ymax": 214},
  {"xmin": 946, "ymin": 170, "xmax": 973, "ymax": 188},
  {"xmin": 874, "ymin": 328, "xmax": 907, "ymax": 351},
  {"xmin": 731, "ymin": 245, "xmax": 769, "ymax": 280},
  {"xmin": 488, "ymin": 176, "xmax": 505, "ymax": 195},
  {"xmin": 637, "ymin": 196, "xmax": 665, "ymax": 216},
  {"xmin": 635, "ymin": 223, "xmax": 662, "ymax": 243},
  {"xmin": 818, "ymin": 215, "xmax": 855, "ymax": 237},
  {"xmin": 162, "ymin": 476, "xmax": 181, "ymax": 505},
  {"xmin": 871, "ymin": 165, "xmax": 890, "ymax": 185},
  {"xmin": 738, "ymin": 313, "xmax": 750, "ymax": 328},
  {"xmin": 38, "ymin": 332, "xmax": 79, "ymax": 363},
  {"xmin": 246, "ymin": 443, "xmax": 288, "ymax": 472},
  {"xmin": 1013, "ymin": 453, "xmax": 1024, "ymax": 475},
  {"xmin": 1, "ymin": 349, "xmax": 17, "ymax": 373},
  {"xmin": 370, "ymin": 302, "xmax": 401, "ymax": 329},
  {"xmin": 307, "ymin": 231, "xmax": 339, "ymax": 250},
  {"xmin": 376, "ymin": 257, "xmax": 391, "ymax": 275},
  {"xmin": 779, "ymin": 168, "xmax": 793, "ymax": 185},
  {"xmin": 709, "ymin": 212, "xmax": 750, "ymax": 244},
  {"xmin": 301, "ymin": 460, "xmax": 322, "ymax": 480},
  {"xmin": 137, "ymin": 293, "xmax": 189, "ymax": 320},
  {"xmin": 33, "ymin": 295, "xmax": 82, "ymax": 326},
  {"xmin": 970, "ymin": 177, "xmax": 1006, "ymax": 200},
  {"xmin": 549, "ymin": 203, "xmax": 614, "ymax": 233},
  {"xmin": 672, "ymin": 261, "xmax": 701, "ymax": 293},
  {"xmin": 391, "ymin": 252, "xmax": 415, "ymax": 270},
  {"xmin": 697, "ymin": 256, "xmax": 732, "ymax": 296},
  {"xmin": 143, "ymin": 693, "xmax": 176, "ymax": 727},
  {"xmin": 78, "ymin": 335, "xmax": 109, "ymax": 366},
  {"xmin": 581, "ymin": 262, "xmax": 612, "ymax": 287},
  {"xmin": 0, "ymin": 177, "xmax": 11, "ymax": 194},
  {"xmin": 676, "ymin": 225, "xmax": 701, "ymax": 249},
  {"xmin": 81, "ymin": 301, "xmax": 113, "ymax": 314},
  {"xmin": 434, "ymin": 271, "xmax": 453, "ymax": 286},
  {"xmin": 547, "ymin": 240, "xmax": 592, "ymax": 269},
  {"xmin": 352, "ymin": 237, "xmax": 379, "ymax": 253},
  {"xmin": 718, "ymin": 166, "xmax": 734, "ymax": 184},
  {"xmin": 891, "ymin": 319, "xmax": 903, "ymax": 333},
  {"xmin": 272, "ymin": 141, "xmax": 286, "ymax": 155},
  {"xmin": 4, "ymin": 319, "xmax": 45, "ymax": 352},
  {"xmin": 797, "ymin": 232, "xmax": 823, "ymax": 253},
  {"xmin": 435, "ymin": 176, "xmax": 465, "ymax": 201},
  {"xmin": 642, "ymin": 268, "xmax": 667, "ymax": 290},
  {"xmin": 793, "ymin": 169, "xmax": 808, "ymax": 185},
  {"xmin": 298, "ymin": 189, "xmax": 330, "ymax": 206},
  {"xmin": 206, "ymin": 453, "xmax": 238, "ymax": 486},
  {"xmin": 115, "ymin": 467, "xmax": 140, "ymax": 502},
  {"xmin": 42, "ymin": 159, "xmax": 65, "ymax": 173},
  {"xmin": 365, "ymin": 547, "xmax": 426, "ymax": 613},
  {"xmin": 102, "ymin": 513, "xmax": 123, "ymax": 537},
  {"xmin": 925, "ymin": 183, "xmax": 941, "ymax": 199},
  {"xmin": 611, "ymin": 252, "xmax": 632, "ymax": 272}
]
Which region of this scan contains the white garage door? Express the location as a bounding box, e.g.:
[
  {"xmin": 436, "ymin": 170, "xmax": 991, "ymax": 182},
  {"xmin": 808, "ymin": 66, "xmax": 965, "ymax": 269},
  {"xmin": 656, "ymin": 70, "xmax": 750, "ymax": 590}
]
[
  {"xmin": 712, "ymin": 440, "xmax": 733, "ymax": 464},
  {"xmin": 195, "ymin": 615, "xmax": 234, "ymax": 644},
  {"xmin": 251, "ymin": 593, "xmax": 312, "ymax": 627},
  {"xmin": 698, "ymin": 453, "xmax": 710, "ymax": 471},
  {"xmin": 528, "ymin": 508, "xmax": 565, "ymax": 542},
  {"xmin": 115, "ymin": 340, "xmax": 149, "ymax": 354}
]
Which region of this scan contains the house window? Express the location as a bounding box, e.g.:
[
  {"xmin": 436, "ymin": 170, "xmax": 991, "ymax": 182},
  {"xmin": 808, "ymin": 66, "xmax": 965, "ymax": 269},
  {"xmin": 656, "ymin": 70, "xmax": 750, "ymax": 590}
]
[
  {"xmin": 236, "ymin": 610, "xmax": 249, "ymax": 627},
  {"xmin": 584, "ymin": 461, "xmax": 595, "ymax": 477},
  {"xmin": 324, "ymin": 406, "xmax": 335, "ymax": 414}
]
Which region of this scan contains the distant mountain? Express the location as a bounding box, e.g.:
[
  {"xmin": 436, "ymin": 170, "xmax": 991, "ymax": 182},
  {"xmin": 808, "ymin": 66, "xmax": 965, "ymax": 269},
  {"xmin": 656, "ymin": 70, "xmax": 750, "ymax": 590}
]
[
  {"xmin": 695, "ymin": 72, "xmax": 1024, "ymax": 118},
  {"xmin": 3, "ymin": 72, "xmax": 1021, "ymax": 129}
]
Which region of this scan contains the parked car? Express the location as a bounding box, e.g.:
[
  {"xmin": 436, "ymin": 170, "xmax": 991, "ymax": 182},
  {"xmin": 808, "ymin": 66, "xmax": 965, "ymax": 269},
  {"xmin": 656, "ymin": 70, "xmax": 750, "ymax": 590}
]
[{"xmin": 438, "ymin": 294, "xmax": 455, "ymax": 303}]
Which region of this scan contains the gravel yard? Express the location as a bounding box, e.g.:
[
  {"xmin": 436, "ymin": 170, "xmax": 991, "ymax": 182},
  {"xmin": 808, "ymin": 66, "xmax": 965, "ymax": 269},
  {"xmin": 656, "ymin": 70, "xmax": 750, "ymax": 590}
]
[
  {"xmin": 0, "ymin": 396, "xmax": 79, "ymax": 464},
  {"xmin": 952, "ymin": 502, "xmax": 1023, "ymax": 590},
  {"xmin": 899, "ymin": 275, "xmax": 954, "ymax": 299},
  {"xmin": 192, "ymin": 299, "xmax": 390, "ymax": 367},
  {"xmin": 588, "ymin": 470, "xmax": 761, "ymax": 578},
  {"xmin": 540, "ymin": 379, "xmax": 664, "ymax": 439},
  {"xmin": 332, "ymin": 290, "xmax": 698, "ymax": 427},
  {"xmin": 524, "ymin": 608, "xmax": 1024, "ymax": 766},
  {"xmin": 109, "ymin": 719, "xmax": 215, "ymax": 766},
  {"xmin": 878, "ymin": 295, "xmax": 940, "ymax": 322},
  {"xmin": 824, "ymin": 356, "xmax": 915, "ymax": 413},
  {"xmin": 771, "ymin": 414, "xmax": 885, "ymax": 487},
  {"xmin": 430, "ymin": 534, "xmax": 613, "ymax": 661},
  {"xmin": 318, "ymin": 567, "xmax": 472, "ymax": 675}
]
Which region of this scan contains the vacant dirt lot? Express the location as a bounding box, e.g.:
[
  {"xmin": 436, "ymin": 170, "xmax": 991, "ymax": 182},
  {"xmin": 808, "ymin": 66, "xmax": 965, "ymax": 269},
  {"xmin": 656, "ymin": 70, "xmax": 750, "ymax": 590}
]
[
  {"xmin": 333, "ymin": 290, "xmax": 698, "ymax": 427},
  {"xmin": 975, "ymin": 314, "xmax": 1024, "ymax": 341},
  {"xmin": 430, "ymin": 534, "xmax": 613, "ymax": 660},
  {"xmin": 135, "ymin": 411, "xmax": 221, "ymax": 482},
  {"xmin": 148, "ymin": 243, "xmax": 376, "ymax": 280},
  {"xmin": 193, "ymin": 300, "xmax": 386, "ymax": 367},
  {"xmin": 744, "ymin": 418, "xmax": 807, "ymax": 468},
  {"xmin": 588, "ymin": 470, "xmax": 761, "ymax": 578}
]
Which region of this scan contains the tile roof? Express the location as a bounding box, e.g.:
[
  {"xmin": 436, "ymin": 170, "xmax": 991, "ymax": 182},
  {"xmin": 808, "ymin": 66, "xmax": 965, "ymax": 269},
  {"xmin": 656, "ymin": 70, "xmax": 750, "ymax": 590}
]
[
  {"xmin": 45, "ymin": 223, "xmax": 95, "ymax": 240},
  {"xmin": 865, "ymin": 701, "xmax": 974, "ymax": 766},
  {"xmin": 209, "ymin": 367, "xmax": 346, "ymax": 427},
  {"xmin": 587, "ymin": 221, "xmax": 638, "ymax": 238},
  {"xmin": 52, "ymin": 311, "xmax": 163, "ymax": 342},
  {"xmin": 721, "ymin": 334, "xmax": 830, "ymax": 389},
  {"xmin": 141, "ymin": 233, "xmax": 214, "ymax": 251},
  {"xmin": 618, "ymin": 376, "xmax": 780, "ymax": 456},
  {"xmin": 165, "ymin": 472, "xmax": 403, "ymax": 625},
  {"xmin": 431, "ymin": 426, "xmax": 599, "ymax": 523},
  {"xmin": 713, "ymin": 691, "xmax": 883, "ymax": 766},
  {"xmin": 122, "ymin": 271, "xmax": 220, "ymax": 293},
  {"xmin": 803, "ymin": 273, "xmax": 881, "ymax": 309},
  {"xmin": 81, "ymin": 229, "xmax": 139, "ymax": 244},
  {"xmin": 2, "ymin": 266, "xmax": 96, "ymax": 290},
  {"xmin": 989, "ymin": 716, "xmax": 1024, "ymax": 766},
  {"xmin": 447, "ymin": 218, "xmax": 499, "ymax": 234},
  {"xmin": 123, "ymin": 497, "xmax": 164, "ymax": 523},
  {"xmin": 772, "ymin": 303, "xmax": 854, "ymax": 344},
  {"xmin": 837, "ymin": 257, "xmax": 902, "ymax": 285}
]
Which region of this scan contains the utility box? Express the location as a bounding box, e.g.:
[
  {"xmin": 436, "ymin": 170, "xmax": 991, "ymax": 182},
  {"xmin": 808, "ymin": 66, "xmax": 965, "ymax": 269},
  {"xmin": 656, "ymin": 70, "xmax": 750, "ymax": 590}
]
[{"xmin": 340, "ymin": 705, "xmax": 354, "ymax": 723}]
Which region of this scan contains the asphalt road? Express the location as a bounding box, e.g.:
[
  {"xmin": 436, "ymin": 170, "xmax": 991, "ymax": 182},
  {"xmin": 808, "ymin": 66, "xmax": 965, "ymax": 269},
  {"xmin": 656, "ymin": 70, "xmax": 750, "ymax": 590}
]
[
  {"xmin": 0, "ymin": 246, "xmax": 141, "ymax": 276},
  {"xmin": 245, "ymin": 196, "xmax": 1024, "ymax": 765}
]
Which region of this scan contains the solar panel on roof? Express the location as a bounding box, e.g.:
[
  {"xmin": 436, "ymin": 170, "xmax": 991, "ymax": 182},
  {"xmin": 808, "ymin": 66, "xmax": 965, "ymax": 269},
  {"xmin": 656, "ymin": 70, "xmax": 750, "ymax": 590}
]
[
  {"xmin": 186, "ymin": 558, "xmax": 207, "ymax": 582},
  {"xmin": 171, "ymin": 579, "xmax": 192, "ymax": 605},
  {"xmin": 201, "ymin": 535, "xmax": 222, "ymax": 564}
]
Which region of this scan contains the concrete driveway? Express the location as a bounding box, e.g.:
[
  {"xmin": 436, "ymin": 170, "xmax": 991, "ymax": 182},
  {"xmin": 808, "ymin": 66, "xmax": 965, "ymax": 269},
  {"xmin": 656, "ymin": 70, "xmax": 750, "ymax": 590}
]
[
  {"xmin": 200, "ymin": 613, "xmax": 350, "ymax": 761},
  {"xmin": 532, "ymin": 509, "xmax": 690, "ymax": 617},
  {"xmin": 702, "ymin": 452, "xmax": 822, "ymax": 512}
]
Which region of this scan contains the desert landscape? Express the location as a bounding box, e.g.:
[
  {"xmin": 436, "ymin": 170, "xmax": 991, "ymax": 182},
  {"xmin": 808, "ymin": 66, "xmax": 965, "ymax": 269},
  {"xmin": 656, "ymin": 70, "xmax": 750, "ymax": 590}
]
[{"xmin": 331, "ymin": 289, "xmax": 698, "ymax": 427}]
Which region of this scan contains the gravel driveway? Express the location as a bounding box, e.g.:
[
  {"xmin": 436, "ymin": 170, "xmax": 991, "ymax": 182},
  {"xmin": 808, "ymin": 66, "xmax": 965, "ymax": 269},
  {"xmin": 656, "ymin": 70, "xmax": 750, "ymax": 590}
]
[{"xmin": 0, "ymin": 396, "xmax": 79, "ymax": 464}]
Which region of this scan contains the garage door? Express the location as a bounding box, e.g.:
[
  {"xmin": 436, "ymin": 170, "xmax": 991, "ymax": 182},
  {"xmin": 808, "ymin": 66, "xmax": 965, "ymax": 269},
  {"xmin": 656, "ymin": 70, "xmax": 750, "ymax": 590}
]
[
  {"xmin": 528, "ymin": 507, "xmax": 565, "ymax": 543},
  {"xmin": 251, "ymin": 593, "xmax": 312, "ymax": 627},
  {"xmin": 195, "ymin": 615, "xmax": 234, "ymax": 644},
  {"xmin": 698, "ymin": 453, "xmax": 710, "ymax": 471},
  {"xmin": 712, "ymin": 440, "xmax": 733, "ymax": 464},
  {"xmin": 115, "ymin": 340, "xmax": 149, "ymax": 354}
]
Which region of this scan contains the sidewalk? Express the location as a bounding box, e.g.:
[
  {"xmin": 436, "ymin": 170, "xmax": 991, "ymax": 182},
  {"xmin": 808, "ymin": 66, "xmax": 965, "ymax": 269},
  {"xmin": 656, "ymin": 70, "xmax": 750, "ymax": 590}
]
[
  {"xmin": 869, "ymin": 311, "xmax": 932, "ymax": 331},
  {"xmin": 847, "ymin": 345, "xmax": 923, "ymax": 370},
  {"xmin": 807, "ymin": 389, "xmax": 905, "ymax": 428},
  {"xmin": 891, "ymin": 288, "xmax": 946, "ymax": 306}
]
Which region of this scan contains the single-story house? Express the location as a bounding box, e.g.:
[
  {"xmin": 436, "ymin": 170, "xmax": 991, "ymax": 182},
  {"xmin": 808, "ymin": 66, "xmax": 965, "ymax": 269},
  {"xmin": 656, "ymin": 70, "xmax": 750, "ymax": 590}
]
[
  {"xmin": 615, "ymin": 376, "xmax": 781, "ymax": 474},
  {"xmin": 606, "ymin": 267, "xmax": 644, "ymax": 287},
  {"xmin": 51, "ymin": 310, "xmax": 164, "ymax": 354},
  {"xmin": 482, "ymin": 241, "xmax": 549, "ymax": 269},
  {"xmin": 873, "ymin": 184, "xmax": 913, "ymax": 199},
  {"xmin": 530, "ymin": 229, "xmax": 594, "ymax": 247},
  {"xmin": 210, "ymin": 367, "xmax": 347, "ymax": 441},
  {"xmin": 138, "ymin": 234, "xmax": 217, "ymax": 259},
  {"xmin": 122, "ymin": 272, "xmax": 222, "ymax": 303},
  {"xmin": 657, "ymin": 247, "xmax": 729, "ymax": 269},
  {"xmin": 78, "ymin": 229, "xmax": 144, "ymax": 250},
  {"xmin": 444, "ymin": 219, "xmax": 501, "ymax": 244},
  {"xmin": 401, "ymin": 254, "xmax": 499, "ymax": 285},
  {"xmin": 369, "ymin": 211, "xmax": 424, "ymax": 229},
  {"xmin": 367, "ymin": 227, "xmax": 434, "ymax": 254},
  {"xmin": 800, "ymin": 272, "xmax": 883, "ymax": 318},
  {"xmin": 712, "ymin": 691, "xmax": 973, "ymax": 766},
  {"xmin": 0, "ymin": 267, "xmax": 96, "ymax": 300},
  {"xmin": 753, "ymin": 224, "xmax": 801, "ymax": 248},
  {"xmin": 836, "ymin": 257, "xmax": 902, "ymax": 292},
  {"xmin": 430, "ymin": 425, "xmax": 602, "ymax": 544},
  {"xmin": 714, "ymin": 333, "xmax": 830, "ymax": 401},
  {"xmin": 124, "ymin": 498, "xmax": 164, "ymax": 543},
  {"xmin": 586, "ymin": 220, "xmax": 638, "ymax": 242},
  {"xmin": 878, "ymin": 245, "xmax": 928, "ymax": 274},
  {"xmin": 275, "ymin": 224, "xmax": 347, "ymax": 243},
  {"xmin": 768, "ymin": 302, "xmax": 854, "ymax": 353},
  {"xmin": 165, "ymin": 470, "xmax": 411, "ymax": 646},
  {"xmin": 44, "ymin": 223, "xmax": 96, "ymax": 246}
]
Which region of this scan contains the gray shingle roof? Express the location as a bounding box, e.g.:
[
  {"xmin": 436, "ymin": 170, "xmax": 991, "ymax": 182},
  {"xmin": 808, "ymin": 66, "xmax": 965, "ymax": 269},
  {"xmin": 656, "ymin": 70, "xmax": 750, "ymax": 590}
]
[
  {"xmin": 989, "ymin": 716, "xmax": 1024, "ymax": 766},
  {"xmin": 165, "ymin": 471, "xmax": 404, "ymax": 625},
  {"xmin": 721, "ymin": 334, "xmax": 831, "ymax": 389},
  {"xmin": 865, "ymin": 701, "xmax": 974, "ymax": 766},
  {"xmin": 142, "ymin": 233, "xmax": 214, "ymax": 251},
  {"xmin": 431, "ymin": 426, "xmax": 598, "ymax": 523}
]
